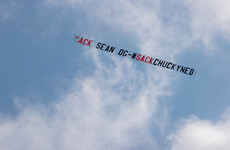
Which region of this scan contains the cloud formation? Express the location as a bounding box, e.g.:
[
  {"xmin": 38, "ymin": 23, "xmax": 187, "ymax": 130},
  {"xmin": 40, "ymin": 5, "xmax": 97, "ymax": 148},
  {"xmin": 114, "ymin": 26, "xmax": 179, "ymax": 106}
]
[
  {"xmin": 0, "ymin": 46, "xmax": 171, "ymax": 150},
  {"xmin": 1, "ymin": 0, "xmax": 230, "ymax": 149},
  {"xmin": 0, "ymin": 1, "xmax": 174, "ymax": 149},
  {"xmin": 169, "ymin": 115, "xmax": 230, "ymax": 150},
  {"xmin": 181, "ymin": 0, "xmax": 230, "ymax": 51}
]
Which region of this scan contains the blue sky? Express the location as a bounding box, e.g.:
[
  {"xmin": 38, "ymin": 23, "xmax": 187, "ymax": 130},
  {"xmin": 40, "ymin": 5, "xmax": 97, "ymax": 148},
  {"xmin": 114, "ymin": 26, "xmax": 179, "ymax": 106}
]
[{"xmin": 1, "ymin": 0, "xmax": 230, "ymax": 149}]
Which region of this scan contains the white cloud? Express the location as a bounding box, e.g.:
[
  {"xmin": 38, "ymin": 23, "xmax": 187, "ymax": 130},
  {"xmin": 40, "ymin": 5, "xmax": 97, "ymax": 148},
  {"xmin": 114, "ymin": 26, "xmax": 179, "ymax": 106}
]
[
  {"xmin": 169, "ymin": 115, "xmax": 230, "ymax": 150},
  {"xmin": 43, "ymin": 0, "xmax": 193, "ymax": 59},
  {"xmin": 4, "ymin": 0, "xmax": 229, "ymax": 149},
  {"xmin": 43, "ymin": 0, "xmax": 230, "ymax": 54},
  {"xmin": 184, "ymin": 0, "xmax": 230, "ymax": 46},
  {"xmin": 0, "ymin": 46, "xmax": 172, "ymax": 150},
  {"xmin": 90, "ymin": 0, "xmax": 192, "ymax": 58}
]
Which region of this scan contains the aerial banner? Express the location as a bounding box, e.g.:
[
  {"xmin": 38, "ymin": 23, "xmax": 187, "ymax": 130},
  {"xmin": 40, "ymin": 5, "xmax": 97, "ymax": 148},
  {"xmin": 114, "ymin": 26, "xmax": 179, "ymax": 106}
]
[{"xmin": 74, "ymin": 35, "xmax": 196, "ymax": 76}]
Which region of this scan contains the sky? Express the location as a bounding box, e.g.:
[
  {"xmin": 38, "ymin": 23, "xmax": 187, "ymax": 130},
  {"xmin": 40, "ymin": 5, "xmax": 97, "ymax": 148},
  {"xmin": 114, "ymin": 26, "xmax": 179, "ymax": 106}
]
[{"xmin": 1, "ymin": 0, "xmax": 230, "ymax": 149}]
